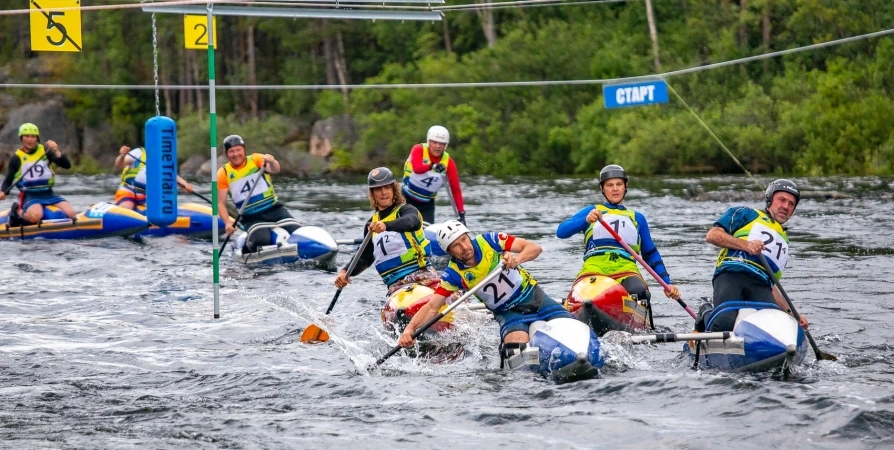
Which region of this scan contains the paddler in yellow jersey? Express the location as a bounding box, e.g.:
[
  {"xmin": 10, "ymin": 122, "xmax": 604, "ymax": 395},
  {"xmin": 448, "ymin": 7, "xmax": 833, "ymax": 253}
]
[
  {"xmin": 697, "ymin": 179, "xmax": 809, "ymax": 332},
  {"xmin": 113, "ymin": 145, "xmax": 194, "ymax": 210},
  {"xmin": 216, "ymin": 135, "xmax": 298, "ymax": 251},
  {"xmin": 556, "ymin": 164, "xmax": 681, "ymax": 305},
  {"xmin": 334, "ymin": 167, "xmax": 440, "ymax": 292},
  {"xmin": 398, "ymin": 220, "xmax": 575, "ymax": 360},
  {"xmin": 0, "ymin": 123, "xmax": 77, "ymax": 225}
]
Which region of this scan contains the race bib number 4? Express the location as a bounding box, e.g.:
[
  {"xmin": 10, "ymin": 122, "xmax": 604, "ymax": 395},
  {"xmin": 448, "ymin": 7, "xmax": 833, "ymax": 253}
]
[{"xmin": 747, "ymin": 222, "xmax": 789, "ymax": 270}]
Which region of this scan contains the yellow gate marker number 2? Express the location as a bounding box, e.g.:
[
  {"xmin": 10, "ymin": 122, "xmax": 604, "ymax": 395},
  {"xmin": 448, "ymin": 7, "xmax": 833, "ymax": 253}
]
[
  {"xmin": 184, "ymin": 15, "xmax": 217, "ymax": 49},
  {"xmin": 29, "ymin": 0, "xmax": 82, "ymax": 52}
]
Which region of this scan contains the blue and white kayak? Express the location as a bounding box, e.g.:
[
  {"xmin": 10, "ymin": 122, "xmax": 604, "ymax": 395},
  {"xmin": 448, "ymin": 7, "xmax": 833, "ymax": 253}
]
[
  {"xmin": 0, "ymin": 202, "xmax": 149, "ymax": 240},
  {"xmin": 135, "ymin": 203, "xmax": 225, "ymax": 239},
  {"xmin": 502, "ymin": 317, "xmax": 604, "ymax": 381},
  {"xmin": 232, "ymin": 221, "xmax": 338, "ymax": 265},
  {"xmin": 684, "ymin": 303, "xmax": 808, "ymax": 371}
]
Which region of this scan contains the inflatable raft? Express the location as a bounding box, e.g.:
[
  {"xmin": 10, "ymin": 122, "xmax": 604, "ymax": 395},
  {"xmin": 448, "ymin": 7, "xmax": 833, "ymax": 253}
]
[
  {"xmin": 684, "ymin": 302, "xmax": 807, "ymax": 372},
  {"xmin": 564, "ymin": 274, "xmax": 652, "ymax": 335},
  {"xmin": 231, "ymin": 220, "xmax": 338, "ymax": 265},
  {"xmin": 136, "ymin": 202, "xmax": 224, "ymax": 238},
  {"xmin": 0, "ymin": 202, "xmax": 148, "ymax": 240},
  {"xmin": 502, "ymin": 317, "xmax": 605, "ymax": 381}
]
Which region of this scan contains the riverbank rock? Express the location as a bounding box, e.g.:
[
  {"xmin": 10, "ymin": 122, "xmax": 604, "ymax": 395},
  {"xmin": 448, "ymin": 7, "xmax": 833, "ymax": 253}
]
[
  {"xmin": 0, "ymin": 99, "xmax": 79, "ymax": 156},
  {"xmin": 179, "ymin": 154, "xmax": 207, "ymax": 174},
  {"xmin": 309, "ymin": 115, "xmax": 356, "ymax": 158},
  {"xmin": 81, "ymin": 123, "xmax": 118, "ymax": 168},
  {"xmin": 278, "ymin": 150, "xmax": 328, "ymax": 177},
  {"xmin": 198, "ymin": 155, "xmax": 229, "ymax": 175}
]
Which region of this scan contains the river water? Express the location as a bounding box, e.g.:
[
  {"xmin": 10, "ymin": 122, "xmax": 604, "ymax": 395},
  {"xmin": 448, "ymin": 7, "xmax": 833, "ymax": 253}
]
[{"xmin": 1, "ymin": 175, "xmax": 892, "ymax": 449}]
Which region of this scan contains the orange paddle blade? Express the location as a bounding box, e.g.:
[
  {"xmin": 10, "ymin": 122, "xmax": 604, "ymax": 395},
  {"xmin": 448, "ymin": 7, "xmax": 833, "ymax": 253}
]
[{"xmin": 300, "ymin": 324, "xmax": 330, "ymax": 343}]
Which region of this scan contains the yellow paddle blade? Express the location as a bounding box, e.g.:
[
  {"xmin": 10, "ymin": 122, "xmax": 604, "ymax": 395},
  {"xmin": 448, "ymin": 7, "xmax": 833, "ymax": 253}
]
[{"xmin": 300, "ymin": 324, "xmax": 330, "ymax": 343}]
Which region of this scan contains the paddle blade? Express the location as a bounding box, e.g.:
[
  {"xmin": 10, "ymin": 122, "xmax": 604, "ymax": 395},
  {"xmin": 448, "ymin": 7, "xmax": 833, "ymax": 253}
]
[
  {"xmin": 816, "ymin": 350, "xmax": 838, "ymax": 361},
  {"xmin": 300, "ymin": 324, "xmax": 330, "ymax": 343}
]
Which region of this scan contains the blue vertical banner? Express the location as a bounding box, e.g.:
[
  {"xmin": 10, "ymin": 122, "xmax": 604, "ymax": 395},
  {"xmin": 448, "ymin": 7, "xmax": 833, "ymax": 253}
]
[
  {"xmin": 603, "ymin": 80, "xmax": 669, "ymax": 109},
  {"xmin": 145, "ymin": 116, "xmax": 178, "ymax": 227}
]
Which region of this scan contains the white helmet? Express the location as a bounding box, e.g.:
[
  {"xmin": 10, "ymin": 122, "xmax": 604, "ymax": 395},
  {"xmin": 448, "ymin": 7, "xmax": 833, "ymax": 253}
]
[
  {"xmin": 427, "ymin": 125, "xmax": 450, "ymax": 145},
  {"xmin": 436, "ymin": 219, "xmax": 468, "ymax": 252}
]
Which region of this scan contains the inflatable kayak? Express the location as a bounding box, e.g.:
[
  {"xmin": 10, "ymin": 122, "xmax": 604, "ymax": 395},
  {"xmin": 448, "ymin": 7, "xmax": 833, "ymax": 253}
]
[
  {"xmin": 381, "ymin": 282, "xmax": 456, "ymax": 335},
  {"xmin": 0, "ymin": 202, "xmax": 149, "ymax": 240},
  {"xmin": 684, "ymin": 302, "xmax": 807, "ymax": 372},
  {"xmin": 502, "ymin": 317, "xmax": 605, "ymax": 382},
  {"xmin": 135, "ymin": 202, "xmax": 224, "ymax": 238},
  {"xmin": 232, "ymin": 220, "xmax": 338, "ymax": 265},
  {"xmin": 564, "ymin": 274, "xmax": 652, "ymax": 335}
]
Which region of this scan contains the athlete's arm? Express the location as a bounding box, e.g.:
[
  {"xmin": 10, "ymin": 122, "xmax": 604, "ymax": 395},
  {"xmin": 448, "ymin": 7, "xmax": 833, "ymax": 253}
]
[
  {"xmin": 176, "ymin": 176, "xmax": 194, "ymax": 193},
  {"xmin": 45, "ymin": 141, "xmax": 71, "ymax": 169},
  {"xmin": 408, "ymin": 144, "xmax": 430, "ymax": 174},
  {"xmin": 257, "ymin": 154, "xmax": 280, "ymax": 174},
  {"xmin": 504, "ymin": 235, "xmax": 541, "ymax": 268},
  {"xmin": 114, "ymin": 146, "xmax": 131, "ymax": 169},
  {"xmin": 383, "ymin": 205, "xmax": 421, "ymax": 233},
  {"xmin": 773, "ymin": 287, "xmax": 808, "ymax": 328},
  {"xmin": 216, "ymin": 168, "xmax": 234, "ymax": 234},
  {"xmin": 445, "ymin": 162, "xmax": 465, "ymax": 213},
  {"xmin": 398, "ymin": 292, "xmax": 448, "ymax": 347},
  {"xmin": 556, "ymin": 205, "xmax": 594, "ymax": 239},
  {"xmin": 0, "ymin": 156, "xmax": 20, "ymax": 193},
  {"xmin": 706, "ymin": 226, "xmax": 764, "ymax": 255},
  {"xmin": 636, "ymin": 213, "xmax": 672, "ymax": 285}
]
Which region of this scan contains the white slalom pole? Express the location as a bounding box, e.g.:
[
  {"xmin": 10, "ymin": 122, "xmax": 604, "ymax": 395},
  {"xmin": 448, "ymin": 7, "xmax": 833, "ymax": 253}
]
[{"xmin": 206, "ymin": 3, "xmax": 221, "ymax": 319}]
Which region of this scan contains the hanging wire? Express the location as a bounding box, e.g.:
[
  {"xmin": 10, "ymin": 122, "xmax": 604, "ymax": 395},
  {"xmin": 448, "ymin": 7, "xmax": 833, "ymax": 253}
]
[
  {"xmin": 152, "ymin": 12, "xmax": 161, "ymax": 116},
  {"xmin": 663, "ymin": 79, "xmax": 764, "ymax": 191}
]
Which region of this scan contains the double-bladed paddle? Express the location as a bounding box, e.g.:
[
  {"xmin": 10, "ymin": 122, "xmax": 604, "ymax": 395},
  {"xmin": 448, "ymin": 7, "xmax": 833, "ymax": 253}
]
[
  {"xmin": 596, "ymin": 217, "xmax": 697, "ymax": 319},
  {"xmin": 299, "ymin": 229, "xmax": 374, "ymax": 343},
  {"xmin": 369, "ymin": 266, "xmax": 503, "ymax": 369},
  {"xmin": 757, "ymin": 253, "xmax": 837, "ymax": 361}
]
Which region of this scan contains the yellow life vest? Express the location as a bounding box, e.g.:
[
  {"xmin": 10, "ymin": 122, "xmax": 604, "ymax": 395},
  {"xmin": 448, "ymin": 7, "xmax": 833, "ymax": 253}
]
[
  {"xmin": 14, "ymin": 145, "xmax": 54, "ymax": 192},
  {"xmin": 119, "ymin": 148, "xmax": 147, "ymax": 192},
  {"xmin": 371, "ymin": 205, "xmax": 430, "ymax": 286},
  {"xmin": 579, "ymin": 205, "xmax": 641, "ymax": 276},
  {"xmin": 716, "ymin": 208, "xmax": 789, "ymax": 281},
  {"xmin": 402, "ymin": 144, "xmax": 452, "ymax": 202},
  {"xmin": 441, "ymin": 233, "xmax": 537, "ymax": 311},
  {"xmin": 224, "ymin": 154, "xmax": 277, "ymax": 214}
]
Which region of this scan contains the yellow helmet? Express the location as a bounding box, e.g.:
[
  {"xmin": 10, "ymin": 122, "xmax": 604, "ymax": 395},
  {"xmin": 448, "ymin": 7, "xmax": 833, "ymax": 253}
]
[{"xmin": 18, "ymin": 123, "xmax": 40, "ymax": 137}]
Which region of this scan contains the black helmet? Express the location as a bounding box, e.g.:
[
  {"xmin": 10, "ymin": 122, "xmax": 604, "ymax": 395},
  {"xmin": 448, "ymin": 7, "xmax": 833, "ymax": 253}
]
[
  {"xmin": 599, "ymin": 164, "xmax": 628, "ymax": 186},
  {"xmin": 368, "ymin": 167, "xmax": 395, "ymax": 188},
  {"xmin": 765, "ymin": 179, "xmax": 800, "ymax": 208},
  {"xmin": 223, "ymin": 135, "xmax": 246, "ymax": 152}
]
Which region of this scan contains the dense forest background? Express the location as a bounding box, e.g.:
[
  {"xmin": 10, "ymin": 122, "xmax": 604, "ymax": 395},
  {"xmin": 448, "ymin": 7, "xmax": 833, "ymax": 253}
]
[{"xmin": 1, "ymin": 0, "xmax": 893, "ymax": 176}]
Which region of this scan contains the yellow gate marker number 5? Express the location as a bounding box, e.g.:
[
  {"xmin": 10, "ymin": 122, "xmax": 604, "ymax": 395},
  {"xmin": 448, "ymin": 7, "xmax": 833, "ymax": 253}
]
[
  {"xmin": 184, "ymin": 15, "xmax": 217, "ymax": 49},
  {"xmin": 29, "ymin": 0, "xmax": 82, "ymax": 52}
]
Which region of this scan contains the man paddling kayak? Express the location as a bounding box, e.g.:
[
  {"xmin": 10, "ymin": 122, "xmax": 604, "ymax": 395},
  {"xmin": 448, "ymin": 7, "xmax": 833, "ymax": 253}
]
[
  {"xmin": 113, "ymin": 145, "xmax": 194, "ymax": 210},
  {"xmin": 696, "ymin": 179, "xmax": 809, "ymax": 332},
  {"xmin": 216, "ymin": 135, "xmax": 298, "ymax": 252},
  {"xmin": 334, "ymin": 167, "xmax": 440, "ymax": 292},
  {"xmin": 556, "ymin": 164, "xmax": 681, "ymax": 305},
  {"xmin": 398, "ymin": 221, "xmax": 575, "ymax": 360},
  {"xmin": 401, "ymin": 125, "xmax": 466, "ymax": 225}
]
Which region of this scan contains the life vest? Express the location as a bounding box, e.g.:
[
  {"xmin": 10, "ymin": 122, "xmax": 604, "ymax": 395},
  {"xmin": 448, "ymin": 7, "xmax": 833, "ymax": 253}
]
[
  {"xmin": 716, "ymin": 208, "xmax": 789, "ymax": 282},
  {"xmin": 223, "ymin": 154, "xmax": 277, "ymax": 214},
  {"xmin": 14, "ymin": 145, "xmax": 54, "ymax": 192},
  {"xmin": 442, "ymin": 234, "xmax": 537, "ymax": 312},
  {"xmin": 371, "ymin": 205, "xmax": 431, "ymax": 286},
  {"xmin": 402, "ymin": 144, "xmax": 452, "ymax": 203},
  {"xmin": 575, "ymin": 204, "xmax": 641, "ymax": 277},
  {"xmin": 119, "ymin": 148, "xmax": 147, "ymax": 192}
]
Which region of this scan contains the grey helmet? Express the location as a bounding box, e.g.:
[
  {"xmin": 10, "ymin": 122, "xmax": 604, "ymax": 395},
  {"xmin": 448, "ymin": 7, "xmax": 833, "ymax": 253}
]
[
  {"xmin": 368, "ymin": 167, "xmax": 395, "ymax": 188},
  {"xmin": 599, "ymin": 164, "xmax": 628, "ymax": 204},
  {"xmin": 765, "ymin": 179, "xmax": 800, "ymax": 208},
  {"xmin": 223, "ymin": 135, "xmax": 246, "ymax": 152}
]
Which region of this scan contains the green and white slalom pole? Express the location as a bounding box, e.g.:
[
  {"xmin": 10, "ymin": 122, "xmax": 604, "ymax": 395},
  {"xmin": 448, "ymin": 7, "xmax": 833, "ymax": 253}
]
[{"xmin": 206, "ymin": 3, "xmax": 220, "ymax": 319}]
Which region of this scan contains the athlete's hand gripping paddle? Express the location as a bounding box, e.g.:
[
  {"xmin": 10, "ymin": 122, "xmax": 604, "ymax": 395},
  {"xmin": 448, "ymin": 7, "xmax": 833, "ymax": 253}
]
[
  {"xmin": 596, "ymin": 217, "xmax": 697, "ymax": 319},
  {"xmin": 757, "ymin": 253, "xmax": 837, "ymax": 361},
  {"xmin": 218, "ymin": 162, "xmax": 267, "ymax": 253},
  {"xmin": 369, "ymin": 266, "xmax": 503, "ymax": 369},
  {"xmin": 300, "ymin": 230, "xmax": 374, "ymax": 344}
]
